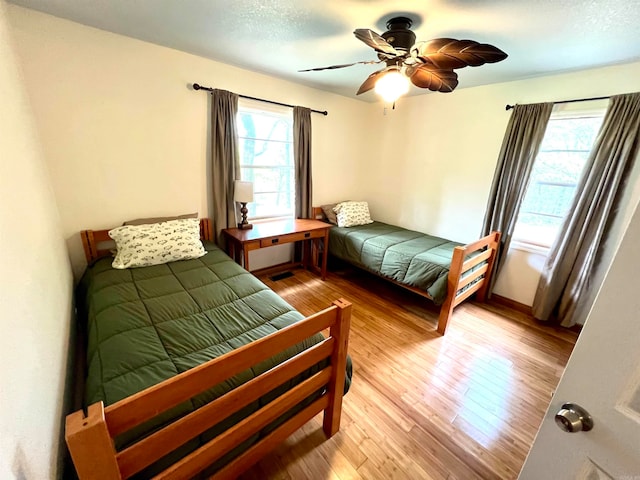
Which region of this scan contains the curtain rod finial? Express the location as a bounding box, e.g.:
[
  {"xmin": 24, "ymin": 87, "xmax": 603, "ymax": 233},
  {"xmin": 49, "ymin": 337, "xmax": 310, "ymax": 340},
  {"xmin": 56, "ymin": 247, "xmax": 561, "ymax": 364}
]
[
  {"xmin": 505, "ymin": 104, "xmax": 514, "ymax": 111},
  {"xmin": 193, "ymin": 83, "xmax": 201, "ymax": 90}
]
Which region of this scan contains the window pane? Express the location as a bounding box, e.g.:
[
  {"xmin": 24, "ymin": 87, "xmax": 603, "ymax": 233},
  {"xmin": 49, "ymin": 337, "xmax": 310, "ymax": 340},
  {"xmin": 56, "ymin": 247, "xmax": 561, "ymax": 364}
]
[
  {"xmin": 237, "ymin": 111, "xmax": 292, "ymax": 142},
  {"xmin": 518, "ymin": 151, "xmax": 592, "ymax": 227},
  {"xmin": 237, "ymin": 104, "xmax": 294, "ymax": 220},
  {"xmin": 241, "ymin": 166, "xmax": 294, "ymax": 193},
  {"xmin": 250, "ymin": 191, "xmax": 294, "ymax": 218},
  {"xmin": 538, "ymin": 116, "xmax": 604, "ymax": 151},
  {"xmin": 239, "ymin": 139, "xmax": 292, "ymax": 168},
  {"xmin": 514, "ymin": 114, "xmax": 603, "ymax": 247}
]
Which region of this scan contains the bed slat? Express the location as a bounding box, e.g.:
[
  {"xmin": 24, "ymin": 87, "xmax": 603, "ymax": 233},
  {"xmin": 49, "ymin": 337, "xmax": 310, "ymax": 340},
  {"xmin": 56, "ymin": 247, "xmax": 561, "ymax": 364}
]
[
  {"xmin": 105, "ymin": 304, "xmax": 340, "ymax": 437},
  {"xmin": 454, "ymin": 280, "xmax": 484, "ymax": 307},
  {"xmin": 457, "ymin": 264, "xmax": 490, "ymax": 291},
  {"xmin": 462, "ymin": 248, "xmax": 492, "ymax": 272},
  {"xmin": 117, "ymin": 338, "xmax": 335, "ymax": 478},
  {"xmin": 462, "ymin": 232, "xmax": 499, "ymax": 253},
  {"xmin": 210, "ymin": 396, "xmax": 330, "ymax": 480},
  {"xmin": 153, "ymin": 368, "xmax": 333, "ymax": 480}
]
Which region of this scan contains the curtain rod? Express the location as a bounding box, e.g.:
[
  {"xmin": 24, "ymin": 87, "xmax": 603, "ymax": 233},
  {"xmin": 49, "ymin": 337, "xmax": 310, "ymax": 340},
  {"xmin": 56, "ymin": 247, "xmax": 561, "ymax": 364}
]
[
  {"xmin": 505, "ymin": 95, "xmax": 610, "ymax": 111},
  {"xmin": 192, "ymin": 83, "xmax": 328, "ymax": 116}
]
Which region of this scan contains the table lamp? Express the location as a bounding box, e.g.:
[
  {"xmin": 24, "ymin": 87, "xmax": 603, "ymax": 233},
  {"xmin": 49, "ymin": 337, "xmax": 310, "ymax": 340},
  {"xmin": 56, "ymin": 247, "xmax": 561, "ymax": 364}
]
[{"xmin": 234, "ymin": 180, "xmax": 254, "ymax": 230}]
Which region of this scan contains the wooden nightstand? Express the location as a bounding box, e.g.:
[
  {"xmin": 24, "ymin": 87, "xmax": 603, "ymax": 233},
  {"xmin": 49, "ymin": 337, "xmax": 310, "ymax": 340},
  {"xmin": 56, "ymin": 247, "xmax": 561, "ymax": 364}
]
[{"xmin": 222, "ymin": 218, "xmax": 331, "ymax": 279}]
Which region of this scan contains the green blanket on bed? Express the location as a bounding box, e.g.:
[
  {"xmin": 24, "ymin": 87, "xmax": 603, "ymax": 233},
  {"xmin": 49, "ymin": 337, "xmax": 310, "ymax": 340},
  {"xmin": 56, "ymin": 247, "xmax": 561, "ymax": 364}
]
[
  {"xmin": 77, "ymin": 244, "xmax": 352, "ymax": 470},
  {"xmin": 328, "ymin": 221, "xmax": 465, "ymax": 304}
]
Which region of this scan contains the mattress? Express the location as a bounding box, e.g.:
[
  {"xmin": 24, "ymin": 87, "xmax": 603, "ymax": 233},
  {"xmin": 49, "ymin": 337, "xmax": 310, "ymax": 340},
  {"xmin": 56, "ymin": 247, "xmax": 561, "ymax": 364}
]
[{"xmin": 328, "ymin": 221, "xmax": 465, "ymax": 304}]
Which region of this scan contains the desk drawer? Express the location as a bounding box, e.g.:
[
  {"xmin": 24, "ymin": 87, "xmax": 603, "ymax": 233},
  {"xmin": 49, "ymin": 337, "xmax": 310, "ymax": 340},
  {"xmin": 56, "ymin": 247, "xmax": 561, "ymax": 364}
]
[{"xmin": 259, "ymin": 229, "xmax": 325, "ymax": 247}]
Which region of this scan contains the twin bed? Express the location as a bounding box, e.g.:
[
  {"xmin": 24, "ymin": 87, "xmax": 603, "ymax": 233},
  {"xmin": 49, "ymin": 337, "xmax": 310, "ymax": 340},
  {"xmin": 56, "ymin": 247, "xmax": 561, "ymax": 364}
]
[
  {"xmin": 66, "ymin": 219, "xmax": 352, "ymax": 479},
  {"xmin": 312, "ymin": 206, "xmax": 501, "ymax": 335},
  {"xmin": 66, "ymin": 212, "xmax": 500, "ymax": 479}
]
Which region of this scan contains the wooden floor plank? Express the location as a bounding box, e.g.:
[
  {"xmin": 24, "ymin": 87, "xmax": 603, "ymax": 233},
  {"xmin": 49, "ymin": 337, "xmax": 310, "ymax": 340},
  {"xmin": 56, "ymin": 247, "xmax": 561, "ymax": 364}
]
[{"xmin": 239, "ymin": 267, "xmax": 577, "ymax": 479}]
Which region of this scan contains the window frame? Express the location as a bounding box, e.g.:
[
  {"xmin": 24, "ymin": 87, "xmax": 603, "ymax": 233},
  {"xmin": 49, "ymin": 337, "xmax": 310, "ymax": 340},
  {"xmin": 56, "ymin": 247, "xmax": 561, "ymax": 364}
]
[
  {"xmin": 511, "ymin": 101, "xmax": 607, "ymax": 252},
  {"xmin": 236, "ymin": 99, "xmax": 295, "ymax": 222}
]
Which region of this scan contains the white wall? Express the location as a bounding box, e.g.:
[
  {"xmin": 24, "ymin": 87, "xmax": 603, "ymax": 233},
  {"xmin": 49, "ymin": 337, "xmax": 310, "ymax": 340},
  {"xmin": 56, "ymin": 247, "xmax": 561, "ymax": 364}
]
[
  {"xmin": 7, "ymin": 5, "xmax": 377, "ymax": 278},
  {"xmin": 7, "ymin": 3, "xmax": 640, "ymax": 317},
  {"xmin": 367, "ymin": 62, "xmax": 640, "ymax": 313},
  {"xmin": 0, "ymin": 1, "xmax": 74, "ymax": 478}
]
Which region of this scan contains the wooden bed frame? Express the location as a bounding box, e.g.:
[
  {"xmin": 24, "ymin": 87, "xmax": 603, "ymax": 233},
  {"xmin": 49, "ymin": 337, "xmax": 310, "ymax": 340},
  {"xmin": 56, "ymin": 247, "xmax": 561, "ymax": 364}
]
[
  {"xmin": 67, "ymin": 219, "xmax": 352, "ymax": 479},
  {"xmin": 312, "ymin": 207, "xmax": 500, "ymax": 335}
]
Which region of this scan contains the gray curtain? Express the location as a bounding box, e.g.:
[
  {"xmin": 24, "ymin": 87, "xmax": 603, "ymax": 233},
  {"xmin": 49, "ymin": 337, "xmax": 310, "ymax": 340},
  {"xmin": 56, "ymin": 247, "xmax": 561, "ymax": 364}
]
[
  {"xmin": 211, "ymin": 89, "xmax": 239, "ymax": 245},
  {"xmin": 293, "ymin": 106, "xmax": 312, "ymax": 219},
  {"xmin": 481, "ymin": 102, "xmax": 554, "ymax": 294},
  {"xmin": 532, "ymin": 92, "xmax": 640, "ymax": 326}
]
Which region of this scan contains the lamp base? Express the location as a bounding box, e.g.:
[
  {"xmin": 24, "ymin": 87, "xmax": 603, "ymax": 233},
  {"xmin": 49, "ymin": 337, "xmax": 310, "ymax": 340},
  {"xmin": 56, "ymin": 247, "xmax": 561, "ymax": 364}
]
[{"xmin": 238, "ymin": 202, "xmax": 252, "ymax": 229}]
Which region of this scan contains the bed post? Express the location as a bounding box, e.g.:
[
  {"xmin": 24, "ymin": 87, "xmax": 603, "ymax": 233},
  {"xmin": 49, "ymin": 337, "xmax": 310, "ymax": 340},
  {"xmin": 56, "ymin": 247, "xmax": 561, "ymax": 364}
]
[
  {"xmin": 81, "ymin": 230, "xmax": 97, "ymax": 265},
  {"xmin": 200, "ymin": 218, "xmax": 214, "ymax": 242},
  {"xmin": 66, "ymin": 402, "xmax": 121, "ymax": 480},
  {"xmin": 312, "ymin": 206, "xmax": 325, "ymax": 221},
  {"xmin": 475, "ymin": 231, "xmax": 501, "ymax": 302},
  {"xmin": 323, "ymin": 298, "xmax": 352, "ymax": 437},
  {"xmin": 437, "ymin": 246, "xmax": 466, "ymax": 335}
]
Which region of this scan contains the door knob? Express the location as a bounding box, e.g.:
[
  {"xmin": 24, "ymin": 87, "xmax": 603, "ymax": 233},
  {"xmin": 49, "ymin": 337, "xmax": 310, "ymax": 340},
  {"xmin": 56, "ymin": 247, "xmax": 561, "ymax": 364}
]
[{"xmin": 555, "ymin": 403, "xmax": 594, "ymax": 433}]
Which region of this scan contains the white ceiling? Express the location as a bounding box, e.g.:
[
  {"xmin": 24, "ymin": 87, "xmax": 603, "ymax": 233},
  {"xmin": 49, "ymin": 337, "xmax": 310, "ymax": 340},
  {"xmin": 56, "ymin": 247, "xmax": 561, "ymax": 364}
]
[{"xmin": 8, "ymin": 0, "xmax": 640, "ymax": 101}]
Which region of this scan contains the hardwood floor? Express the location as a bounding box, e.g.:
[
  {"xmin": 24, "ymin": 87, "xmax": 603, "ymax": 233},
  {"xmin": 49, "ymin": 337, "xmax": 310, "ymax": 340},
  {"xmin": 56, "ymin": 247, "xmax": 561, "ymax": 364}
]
[{"xmin": 240, "ymin": 266, "xmax": 578, "ymax": 480}]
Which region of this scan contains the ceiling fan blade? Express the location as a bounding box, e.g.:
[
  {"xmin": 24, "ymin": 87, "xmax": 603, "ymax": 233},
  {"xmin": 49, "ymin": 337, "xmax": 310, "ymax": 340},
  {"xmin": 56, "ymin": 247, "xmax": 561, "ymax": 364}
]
[
  {"xmin": 408, "ymin": 66, "xmax": 458, "ymax": 93},
  {"xmin": 414, "ymin": 39, "xmax": 508, "ymax": 70},
  {"xmin": 356, "ymin": 68, "xmax": 386, "ymax": 95},
  {"xmin": 299, "ymin": 59, "xmax": 383, "ymax": 72},
  {"xmin": 460, "ymin": 42, "xmax": 508, "ymax": 65},
  {"xmin": 354, "ymin": 28, "xmax": 399, "ymax": 56}
]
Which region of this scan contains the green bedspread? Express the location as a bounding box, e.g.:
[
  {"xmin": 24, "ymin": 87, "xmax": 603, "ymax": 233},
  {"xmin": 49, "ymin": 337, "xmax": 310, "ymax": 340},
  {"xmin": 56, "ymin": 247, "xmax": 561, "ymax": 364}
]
[
  {"xmin": 77, "ymin": 243, "xmax": 352, "ymax": 473},
  {"xmin": 328, "ymin": 221, "xmax": 464, "ymax": 305}
]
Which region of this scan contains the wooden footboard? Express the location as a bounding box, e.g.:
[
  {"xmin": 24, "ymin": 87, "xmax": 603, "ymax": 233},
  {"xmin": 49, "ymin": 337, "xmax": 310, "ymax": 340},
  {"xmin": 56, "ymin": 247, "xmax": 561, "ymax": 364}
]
[
  {"xmin": 66, "ymin": 299, "xmax": 352, "ymax": 479},
  {"xmin": 436, "ymin": 231, "xmax": 501, "ymax": 335}
]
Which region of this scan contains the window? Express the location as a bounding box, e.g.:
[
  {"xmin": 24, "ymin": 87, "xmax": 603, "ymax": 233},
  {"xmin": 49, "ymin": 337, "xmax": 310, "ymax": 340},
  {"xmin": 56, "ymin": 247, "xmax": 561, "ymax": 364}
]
[
  {"xmin": 513, "ymin": 107, "xmax": 605, "ymax": 249},
  {"xmin": 237, "ymin": 100, "xmax": 294, "ymax": 220}
]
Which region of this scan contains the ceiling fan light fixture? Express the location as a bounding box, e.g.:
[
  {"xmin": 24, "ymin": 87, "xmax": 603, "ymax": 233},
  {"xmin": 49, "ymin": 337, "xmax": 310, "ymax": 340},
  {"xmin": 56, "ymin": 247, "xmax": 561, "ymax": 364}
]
[
  {"xmin": 300, "ymin": 14, "xmax": 507, "ymax": 97},
  {"xmin": 374, "ymin": 68, "xmax": 410, "ymax": 103}
]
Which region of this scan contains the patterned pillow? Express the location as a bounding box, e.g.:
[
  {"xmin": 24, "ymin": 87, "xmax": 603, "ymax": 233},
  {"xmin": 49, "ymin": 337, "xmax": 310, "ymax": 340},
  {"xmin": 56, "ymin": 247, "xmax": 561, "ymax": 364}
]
[
  {"xmin": 333, "ymin": 201, "xmax": 374, "ymax": 228},
  {"xmin": 109, "ymin": 218, "xmax": 206, "ymax": 269}
]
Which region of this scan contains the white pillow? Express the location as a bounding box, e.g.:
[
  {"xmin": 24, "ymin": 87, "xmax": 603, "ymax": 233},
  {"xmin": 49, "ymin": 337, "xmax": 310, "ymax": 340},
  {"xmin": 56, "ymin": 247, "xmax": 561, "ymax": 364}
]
[
  {"xmin": 109, "ymin": 218, "xmax": 206, "ymax": 269},
  {"xmin": 333, "ymin": 201, "xmax": 374, "ymax": 228}
]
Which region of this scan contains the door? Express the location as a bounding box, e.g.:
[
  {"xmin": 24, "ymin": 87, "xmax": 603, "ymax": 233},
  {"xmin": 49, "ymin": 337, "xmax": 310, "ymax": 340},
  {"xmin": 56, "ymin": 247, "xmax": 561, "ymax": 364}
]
[{"xmin": 519, "ymin": 203, "xmax": 640, "ymax": 479}]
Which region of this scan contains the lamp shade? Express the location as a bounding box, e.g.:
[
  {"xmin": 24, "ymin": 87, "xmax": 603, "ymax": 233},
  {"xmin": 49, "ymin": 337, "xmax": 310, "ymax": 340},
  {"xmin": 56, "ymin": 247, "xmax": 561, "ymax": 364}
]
[{"xmin": 234, "ymin": 180, "xmax": 254, "ymax": 203}]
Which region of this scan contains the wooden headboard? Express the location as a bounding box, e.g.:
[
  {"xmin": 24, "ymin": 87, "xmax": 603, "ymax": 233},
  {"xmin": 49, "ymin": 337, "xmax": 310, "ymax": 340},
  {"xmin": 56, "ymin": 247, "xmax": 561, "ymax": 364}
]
[
  {"xmin": 80, "ymin": 218, "xmax": 214, "ymax": 264},
  {"xmin": 312, "ymin": 206, "xmax": 326, "ymax": 221}
]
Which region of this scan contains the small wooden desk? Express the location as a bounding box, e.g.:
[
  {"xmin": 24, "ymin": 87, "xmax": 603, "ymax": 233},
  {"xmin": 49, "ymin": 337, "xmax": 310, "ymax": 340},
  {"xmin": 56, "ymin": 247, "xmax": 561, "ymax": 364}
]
[{"xmin": 222, "ymin": 218, "xmax": 331, "ymax": 279}]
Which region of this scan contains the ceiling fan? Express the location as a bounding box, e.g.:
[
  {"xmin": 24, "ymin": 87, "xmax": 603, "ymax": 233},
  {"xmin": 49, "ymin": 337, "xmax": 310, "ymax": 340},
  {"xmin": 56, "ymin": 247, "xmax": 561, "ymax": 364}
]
[{"xmin": 300, "ymin": 16, "xmax": 508, "ymax": 99}]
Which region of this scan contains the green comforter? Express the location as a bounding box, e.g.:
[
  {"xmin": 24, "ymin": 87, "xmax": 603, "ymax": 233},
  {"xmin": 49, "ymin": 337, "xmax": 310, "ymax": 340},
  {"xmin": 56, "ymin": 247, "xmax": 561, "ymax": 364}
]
[
  {"xmin": 77, "ymin": 244, "xmax": 351, "ymax": 471},
  {"xmin": 329, "ymin": 221, "xmax": 464, "ymax": 304}
]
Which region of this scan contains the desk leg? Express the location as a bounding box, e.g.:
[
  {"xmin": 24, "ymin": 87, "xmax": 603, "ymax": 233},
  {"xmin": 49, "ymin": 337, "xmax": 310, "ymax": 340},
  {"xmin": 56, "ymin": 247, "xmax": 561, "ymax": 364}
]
[
  {"xmin": 310, "ymin": 238, "xmax": 318, "ymax": 272},
  {"xmin": 302, "ymin": 239, "xmax": 311, "ymax": 270},
  {"xmin": 225, "ymin": 239, "xmax": 236, "ymax": 262},
  {"xmin": 243, "ymin": 247, "xmax": 250, "ymax": 272},
  {"xmin": 321, "ymin": 229, "xmax": 329, "ymax": 280}
]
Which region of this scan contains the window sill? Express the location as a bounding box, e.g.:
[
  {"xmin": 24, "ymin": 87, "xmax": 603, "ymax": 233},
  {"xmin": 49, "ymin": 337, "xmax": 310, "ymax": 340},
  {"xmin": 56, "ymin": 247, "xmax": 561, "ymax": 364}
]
[
  {"xmin": 250, "ymin": 215, "xmax": 295, "ymax": 224},
  {"xmin": 509, "ymin": 239, "xmax": 551, "ymax": 256}
]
